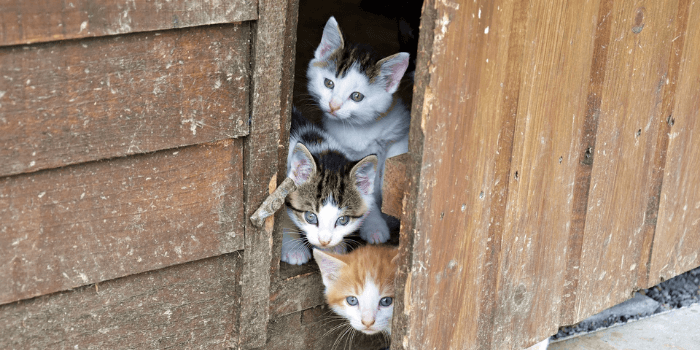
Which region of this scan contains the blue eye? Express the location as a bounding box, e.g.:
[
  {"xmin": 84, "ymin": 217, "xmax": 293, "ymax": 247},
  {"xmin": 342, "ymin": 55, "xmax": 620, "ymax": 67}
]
[
  {"xmin": 304, "ymin": 211, "xmax": 318, "ymax": 224},
  {"xmin": 379, "ymin": 297, "xmax": 393, "ymax": 307},
  {"xmin": 336, "ymin": 216, "xmax": 349, "ymax": 226},
  {"xmin": 324, "ymin": 78, "xmax": 335, "ymax": 89},
  {"xmin": 346, "ymin": 296, "xmax": 358, "ymax": 306}
]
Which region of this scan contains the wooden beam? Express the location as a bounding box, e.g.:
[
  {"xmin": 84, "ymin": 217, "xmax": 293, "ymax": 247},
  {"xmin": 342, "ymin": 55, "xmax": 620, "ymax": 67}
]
[
  {"xmin": 0, "ymin": 140, "xmax": 245, "ymax": 305},
  {"xmin": 0, "ymin": 0, "xmax": 257, "ymax": 47},
  {"xmin": 0, "ymin": 24, "xmax": 250, "ymax": 177}
]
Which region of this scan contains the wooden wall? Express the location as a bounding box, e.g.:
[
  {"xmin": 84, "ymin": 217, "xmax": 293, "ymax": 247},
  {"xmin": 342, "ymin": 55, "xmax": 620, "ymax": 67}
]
[
  {"xmin": 0, "ymin": 0, "xmax": 301, "ymax": 348},
  {"xmin": 391, "ymin": 0, "xmax": 700, "ymax": 349}
]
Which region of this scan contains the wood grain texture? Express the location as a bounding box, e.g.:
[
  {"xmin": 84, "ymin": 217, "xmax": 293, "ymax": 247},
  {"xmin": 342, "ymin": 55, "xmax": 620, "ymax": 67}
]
[
  {"xmin": 490, "ymin": 0, "xmax": 599, "ymax": 346},
  {"xmin": 238, "ymin": 0, "xmax": 299, "ymax": 347},
  {"xmin": 382, "ymin": 154, "xmax": 409, "ymax": 218},
  {"xmin": 650, "ymin": 0, "xmax": 700, "ymax": 285},
  {"xmin": 0, "ymin": 24, "xmax": 250, "ymax": 177},
  {"xmin": 574, "ymin": 0, "xmax": 679, "ymax": 322},
  {"xmin": 0, "ymin": 140, "xmax": 244, "ymax": 305},
  {"xmin": 395, "ymin": 0, "xmax": 522, "ymax": 347},
  {"xmin": 392, "ymin": 0, "xmax": 699, "ymax": 349},
  {"xmin": 0, "ymin": 0, "xmax": 257, "ymax": 47},
  {"xmin": 0, "ymin": 252, "xmax": 243, "ymax": 350},
  {"xmin": 269, "ymin": 271, "xmax": 324, "ymax": 318}
]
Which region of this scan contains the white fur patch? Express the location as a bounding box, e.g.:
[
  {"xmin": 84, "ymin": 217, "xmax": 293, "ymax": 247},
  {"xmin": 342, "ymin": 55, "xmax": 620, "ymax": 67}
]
[{"xmin": 336, "ymin": 277, "xmax": 394, "ymax": 335}]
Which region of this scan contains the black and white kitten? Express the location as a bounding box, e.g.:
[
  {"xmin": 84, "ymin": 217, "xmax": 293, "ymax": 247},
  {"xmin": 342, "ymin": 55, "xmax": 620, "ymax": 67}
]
[
  {"xmin": 281, "ymin": 109, "xmax": 379, "ymax": 265},
  {"xmin": 307, "ymin": 17, "xmax": 411, "ymax": 244}
]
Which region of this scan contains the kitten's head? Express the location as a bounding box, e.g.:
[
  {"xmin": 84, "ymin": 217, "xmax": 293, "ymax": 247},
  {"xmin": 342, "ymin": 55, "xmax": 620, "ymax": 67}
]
[
  {"xmin": 308, "ymin": 16, "xmax": 409, "ymax": 124},
  {"xmin": 286, "ymin": 143, "xmax": 377, "ymax": 248},
  {"xmin": 313, "ymin": 245, "xmax": 399, "ymax": 335}
]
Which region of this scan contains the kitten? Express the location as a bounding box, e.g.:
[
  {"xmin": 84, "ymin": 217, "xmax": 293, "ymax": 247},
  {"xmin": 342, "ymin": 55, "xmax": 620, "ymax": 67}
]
[
  {"xmin": 307, "ymin": 17, "xmax": 412, "ymax": 244},
  {"xmin": 281, "ymin": 109, "xmax": 379, "ymax": 265},
  {"xmin": 313, "ymin": 245, "xmax": 398, "ymax": 336}
]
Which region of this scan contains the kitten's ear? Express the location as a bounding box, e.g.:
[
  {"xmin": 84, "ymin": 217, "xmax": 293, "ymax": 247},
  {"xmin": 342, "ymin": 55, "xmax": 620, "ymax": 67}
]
[
  {"xmin": 351, "ymin": 155, "xmax": 378, "ymax": 196},
  {"xmin": 377, "ymin": 52, "xmax": 410, "ymax": 93},
  {"xmin": 313, "ymin": 249, "xmax": 348, "ymax": 287},
  {"xmin": 390, "ymin": 249, "xmax": 400, "ymax": 266},
  {"xmin": 314, "ymin": 17, "xmax": 344, "ymax": 60},
  {"xmin": 289, "ymin": 143, "xmax": 317, "ymax": 186}
]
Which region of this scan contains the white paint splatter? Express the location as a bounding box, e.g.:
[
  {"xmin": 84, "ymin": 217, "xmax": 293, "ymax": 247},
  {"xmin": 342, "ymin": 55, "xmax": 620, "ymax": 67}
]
[
  {"xmin": 38, "ymin": 191, "xmax": 46, "ymax": 198},
  {"xmin": 79, "ymin": 21, "xmax": 88, "ymax": 33},
  {"xmin": 484, "ymin": 26, "xmax": 490, "ymax": 34},
  {"xmin": 29, "ymin": 161, "xmax": 35, "ymax": 167}
]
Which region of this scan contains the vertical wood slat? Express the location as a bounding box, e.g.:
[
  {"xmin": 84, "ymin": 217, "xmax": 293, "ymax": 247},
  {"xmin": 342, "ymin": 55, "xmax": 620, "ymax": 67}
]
[
  {"xmin": 0, "ymin": 140, "xmax": 245, "ymax": 305},
  {"xmin": 491, "ymin": 0, "xmax": 600, "ymax": 346},
  {"xmin": 238, "ymin": 0, "xmax": 299, "ymax": 348},
  {"xmin": 0, "ymin": 253, "xmax": 243, "ymax": 349},
  {"xmin": 650, "ymin": 0, "xmax": 700, "ymax": 285},
  {"xmin": 0, "ymin": 0, "xmax": 257, "ymax": 47},
  {"xmin": 574, "ymin": 0, "xmax": 679, "ymax": 322},
  {"xmin": 0, "ymin": 24, "xmax": 250, "ymax": 177}
]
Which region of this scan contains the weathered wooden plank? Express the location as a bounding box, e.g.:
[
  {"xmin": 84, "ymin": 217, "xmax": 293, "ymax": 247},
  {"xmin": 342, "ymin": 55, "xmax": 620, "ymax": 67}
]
[
  {"xmin": 650, "ymin": 0, "xmax": 700, "ymax": 285},
  {"xmin": 0, "ymin": 139, "xmax": 245, "ymax": 305},
  {"xmin": 0, "ymin": 252, "xmax": 243, "ymax": 349},
  {"xmin": 574, "ymin": 0, "xmax": 679, "ymax": 322},
  {"xmin": 382, "ymin": 154, "xmax": 409, "ymax": 218},
  {"xmin": 393, "ymin": 0, "xmax": 525, "ymax": 348},
  {"xmin": 489, "ymin": 0, "xmax": 600, "ymax": 347},
  {"xmin": 269, "ymin": 271, "xmax": 324, "ymax": 318},
  {"xmin": 0, "ymin": 0, "xmax": 257, "ymax": 47},
  {"xmin": 238, "ymin": 0, "xmax": 299, "ymax": 347},
  {"xmin": 0, "ymin": 23, "xmax": 250, "ymax": 177},
  {"xmin": 559, "ymin": 0, "xmax": 615, "ymax": 325}
]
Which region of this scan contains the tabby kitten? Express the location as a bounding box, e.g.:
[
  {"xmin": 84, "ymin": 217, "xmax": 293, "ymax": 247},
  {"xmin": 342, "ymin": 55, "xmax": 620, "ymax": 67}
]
[
  {"xmin": 281, "ymin": 109, "xmax": 379, "ymax": 265},
  {"xmin": 313, "ymin": 245, "xmax": 398, "ymax": 336},
  {"xmin": 307, "ymin": 17, "xmax": 412, "ymax": 244}
]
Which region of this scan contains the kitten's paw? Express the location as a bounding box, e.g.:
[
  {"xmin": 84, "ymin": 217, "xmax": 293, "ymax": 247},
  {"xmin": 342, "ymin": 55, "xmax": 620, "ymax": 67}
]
[
  {"xmin": 360, "ymin": 224, "xmax": 390, "ymax": 244},
  {"xmin": 364, "ymin": 230, "xmax": 390, "ymax": 244},
  {"xmin": 281, "ymin": 245, "xmax": 311, "ymax": 265},
  {"xmin": 318, "ymin": 244, "xmax": 347, "ymax": 255}
]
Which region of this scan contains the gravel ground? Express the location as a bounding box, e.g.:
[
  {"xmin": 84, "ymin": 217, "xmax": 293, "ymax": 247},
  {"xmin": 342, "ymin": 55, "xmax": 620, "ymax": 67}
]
[{"xmin": 553, "ymin": 265, "xmax": 700, "ymax": 339}]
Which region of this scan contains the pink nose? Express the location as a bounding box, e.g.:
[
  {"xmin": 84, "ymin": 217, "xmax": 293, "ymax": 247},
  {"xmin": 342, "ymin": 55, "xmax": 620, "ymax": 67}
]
[
  {"xmin": 319, "ymin": 239, "xmax": 330, "ymax": 246},
  {"xmin": 329, "ymin": 100, "xmax": 341, "ymax": 113},
  {"xmin": 362, "ymin": 319, "xmax": 375, "ymax": 327}
]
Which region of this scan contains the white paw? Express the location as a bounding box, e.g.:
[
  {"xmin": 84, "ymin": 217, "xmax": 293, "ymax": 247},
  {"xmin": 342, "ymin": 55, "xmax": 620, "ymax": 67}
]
[
  {"xmin": 281, "ymin": 245, "xmax": 311, "ymax": 265},
  {"xmin": 360, "ymin": 223, "xmax": 390, "ymax": 244},
  {"xmin": 318, "ymin": 244, "xmax": 347, "ymax": 255}
]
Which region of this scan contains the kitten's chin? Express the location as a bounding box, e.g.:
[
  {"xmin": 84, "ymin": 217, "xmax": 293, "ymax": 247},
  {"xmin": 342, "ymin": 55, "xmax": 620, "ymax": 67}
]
[{"xmin": 358, "ymin": 328, "xmax": 381, "ymax": 335}]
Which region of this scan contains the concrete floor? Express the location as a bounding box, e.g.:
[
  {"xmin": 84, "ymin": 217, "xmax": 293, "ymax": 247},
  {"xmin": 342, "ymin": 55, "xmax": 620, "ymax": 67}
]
[{"xmin": 549, "ymin": 303, "xmax": 700, "ymax": 350}]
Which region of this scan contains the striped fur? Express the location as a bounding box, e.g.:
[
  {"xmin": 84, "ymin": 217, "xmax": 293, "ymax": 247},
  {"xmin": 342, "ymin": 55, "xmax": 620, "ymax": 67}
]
[{"xmin": 281, "ymin": 108, "xmax": 379, "ymax": 265}]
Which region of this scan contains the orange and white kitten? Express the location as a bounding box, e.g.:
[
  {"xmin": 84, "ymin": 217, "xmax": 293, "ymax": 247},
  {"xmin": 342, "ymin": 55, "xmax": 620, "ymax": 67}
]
[{"xmin": 313, "ymin": 245, "xmax": 398, "ymax": 336}]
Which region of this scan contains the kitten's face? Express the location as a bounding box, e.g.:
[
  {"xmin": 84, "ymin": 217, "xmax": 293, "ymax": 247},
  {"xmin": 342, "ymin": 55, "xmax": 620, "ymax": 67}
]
[
  {"xmin": 314, "ymin": 246, "xmax": 398, "ymax": 335},
  {"xmin": 308, "ymin": 17, "xmax": 409, "ymax": 124},
  {"xmin": 286, "ymin": 144, "xmax": 377, "ymax": 248}
]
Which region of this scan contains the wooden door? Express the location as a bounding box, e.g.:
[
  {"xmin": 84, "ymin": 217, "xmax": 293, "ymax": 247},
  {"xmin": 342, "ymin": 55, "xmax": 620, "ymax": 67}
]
[{"xmin": 390, "ymin": 0, "xmax": 700, "ymax": 349}]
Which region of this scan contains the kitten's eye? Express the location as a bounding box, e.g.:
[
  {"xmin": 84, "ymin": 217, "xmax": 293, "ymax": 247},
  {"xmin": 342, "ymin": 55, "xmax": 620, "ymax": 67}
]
[
  {"xmin": 324, "ymin": 78, "xmax": 335, "ymax": 89},
  {"xmin": 304, "ymin": 211, "xmax": 318, "ymax": 225},
  {"xmin": 350, "ymin": 91, "xmax": 364, "ymax": 102},
  {"xmin": 346, "ymin": 296, "xmax": 358, "ymax": 306},
  {"xmin": 335, "ymin": 216, "xmax": 349, "ymax": 226},
  {"xmin": 379, "ymin": 297, "xmax": 393, "ymax": 307}
]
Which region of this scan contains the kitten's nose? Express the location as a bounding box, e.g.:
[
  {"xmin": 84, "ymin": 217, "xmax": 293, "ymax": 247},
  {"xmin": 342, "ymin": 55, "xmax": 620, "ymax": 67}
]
[
  {"xmin": 329, "ymin": 99, "xmax": 341, "ymax": 113},
  {"xmin": 319, "ymin": 238, "xmax": 330, "ymax": 246},
  {"xmin": 361, "ymin": 318, "xmax": 375, "ymax": 327}
]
